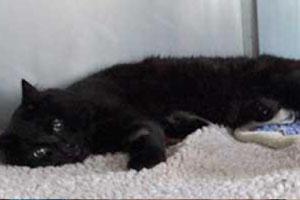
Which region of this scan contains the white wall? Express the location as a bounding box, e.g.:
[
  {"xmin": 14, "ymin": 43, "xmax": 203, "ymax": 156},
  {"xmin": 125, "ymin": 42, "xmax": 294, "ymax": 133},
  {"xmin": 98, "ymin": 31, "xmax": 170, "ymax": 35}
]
[
  {"xmin": 258, "ymin": 0, "xmax": 300, "ymax": 59},
  {"xmin": 0, "ymin": 0, "xmax": 245, "ymax": 128}
]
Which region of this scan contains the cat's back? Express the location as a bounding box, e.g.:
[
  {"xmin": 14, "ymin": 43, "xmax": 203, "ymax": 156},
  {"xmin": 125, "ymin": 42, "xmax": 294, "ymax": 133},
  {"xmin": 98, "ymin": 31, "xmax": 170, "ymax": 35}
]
[
  {"xmin": 68, "ymin": 56, "xmax": 257, "ymax": 99},
  {"xmin": 98, "ymin": 55, "xmax": 255, "ymax": 84}
]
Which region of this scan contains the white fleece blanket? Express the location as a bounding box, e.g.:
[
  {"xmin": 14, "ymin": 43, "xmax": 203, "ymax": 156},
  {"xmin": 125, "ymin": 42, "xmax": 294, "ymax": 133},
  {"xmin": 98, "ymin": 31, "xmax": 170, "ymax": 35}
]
[{"xmin": 1, "ymin": 125, "xmax": 300, "ymax": 198}]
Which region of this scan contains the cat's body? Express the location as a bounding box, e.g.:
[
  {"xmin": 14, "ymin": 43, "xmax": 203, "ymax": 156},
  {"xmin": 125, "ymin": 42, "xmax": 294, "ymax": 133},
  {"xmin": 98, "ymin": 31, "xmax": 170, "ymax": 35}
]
[{"xmin": 1, "ymin": 55, "xmax": 300, "ymax": 169}]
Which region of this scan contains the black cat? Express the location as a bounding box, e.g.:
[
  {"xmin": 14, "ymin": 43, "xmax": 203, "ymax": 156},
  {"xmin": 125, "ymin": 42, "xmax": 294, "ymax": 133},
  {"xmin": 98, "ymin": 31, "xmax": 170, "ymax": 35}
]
[{"xmin": 0, "ymin": 55, "xmax": 300, "ymax": 170}]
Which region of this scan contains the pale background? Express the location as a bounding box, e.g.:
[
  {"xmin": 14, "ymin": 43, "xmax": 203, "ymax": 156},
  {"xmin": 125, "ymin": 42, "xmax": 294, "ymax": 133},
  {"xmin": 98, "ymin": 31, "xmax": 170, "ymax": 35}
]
[
  {"xmin": 0, "ymin": 0, "xmax": 298, "ymax": 128},
  {"xmin": 0, "ymin": 0, "xmax": 247, "ymax": 128},
  {"xmin": 257, "ymin": 0, "xmax": 300, "ymax": 59}
]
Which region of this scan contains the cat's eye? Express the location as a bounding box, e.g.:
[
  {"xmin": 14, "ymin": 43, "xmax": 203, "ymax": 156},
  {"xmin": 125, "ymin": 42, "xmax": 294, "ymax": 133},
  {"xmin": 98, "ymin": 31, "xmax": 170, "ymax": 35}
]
[
  {"xmin": 32, "ymin": 147, "xmax": 51, "ymax": 159},
  {"xmin": 52, "ymin": 118, "xmax": 64, "ymax": 133}
]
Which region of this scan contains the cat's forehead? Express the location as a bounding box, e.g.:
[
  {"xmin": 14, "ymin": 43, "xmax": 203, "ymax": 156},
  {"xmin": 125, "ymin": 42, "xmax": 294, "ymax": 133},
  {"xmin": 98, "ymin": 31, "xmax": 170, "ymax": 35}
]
[
  {"xmin": 33, "ymin": 89, "xmax": 79, "ymax": 111},
  {"xmin": 16, "ymin": 91, "xmax": 68, "ymax": 121},
  {"xmin": 42, "ymin": 89, "xmax": 75, "ymax": 102}
]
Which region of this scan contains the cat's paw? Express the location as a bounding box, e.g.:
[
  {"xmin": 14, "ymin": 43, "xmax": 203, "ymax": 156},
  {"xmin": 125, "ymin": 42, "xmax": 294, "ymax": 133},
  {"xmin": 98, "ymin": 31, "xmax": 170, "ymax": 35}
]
[
  {"xmin": 128, "ymin": 147, "xmax": 166, "ymax": 170},
  {"xmin": 164, "ymin": 111, "xmax": 210, "ymax": 138}
]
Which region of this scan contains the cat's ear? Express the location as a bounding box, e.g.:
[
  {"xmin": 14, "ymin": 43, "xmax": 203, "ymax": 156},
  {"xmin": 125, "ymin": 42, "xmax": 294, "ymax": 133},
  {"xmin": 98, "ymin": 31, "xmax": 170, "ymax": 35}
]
[{"xmin": 21, "ymin": 79, "xmax": 40, "ymax": 105}]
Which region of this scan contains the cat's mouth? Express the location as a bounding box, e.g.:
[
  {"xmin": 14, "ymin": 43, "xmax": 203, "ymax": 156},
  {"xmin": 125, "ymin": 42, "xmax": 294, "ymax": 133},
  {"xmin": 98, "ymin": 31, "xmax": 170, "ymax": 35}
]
[
  {"xmin": 54, "ymin": 143, "xmax": 90, "ymax": 164},
  {"xmin": 61, "ymin": 144, "xmax": 83, "ymax": 157}
]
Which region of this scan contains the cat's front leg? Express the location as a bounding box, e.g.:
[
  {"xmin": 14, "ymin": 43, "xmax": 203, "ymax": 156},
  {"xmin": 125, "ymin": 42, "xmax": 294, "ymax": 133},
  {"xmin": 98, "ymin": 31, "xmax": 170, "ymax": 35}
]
[
  {"xmin": 162, "ymin": 111, "xmax": 211, "ymax": 139},
  {"xmin": 124, "ymin": 120, "xmax": 166, "ymax": 170}
]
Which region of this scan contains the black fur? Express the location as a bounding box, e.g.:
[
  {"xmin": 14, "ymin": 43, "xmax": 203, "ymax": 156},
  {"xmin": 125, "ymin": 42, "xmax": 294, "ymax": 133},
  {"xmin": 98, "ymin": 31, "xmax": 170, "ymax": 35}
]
[{"xmin": 1, "ymin": 55, "xmax": 300, "ymax": 170}]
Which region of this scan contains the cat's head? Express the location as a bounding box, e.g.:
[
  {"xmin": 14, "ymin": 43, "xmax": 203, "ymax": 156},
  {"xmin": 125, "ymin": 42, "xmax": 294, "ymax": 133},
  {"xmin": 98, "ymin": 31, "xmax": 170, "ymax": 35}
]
[{"xmin": 0, "ymin": 80, "xmax": 94, "ymax": 167}]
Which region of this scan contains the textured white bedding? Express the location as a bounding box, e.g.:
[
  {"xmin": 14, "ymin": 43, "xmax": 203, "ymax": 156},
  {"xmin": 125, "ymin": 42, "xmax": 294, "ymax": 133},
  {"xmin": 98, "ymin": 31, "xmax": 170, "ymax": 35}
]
[{"xmin": 0, "ymin": 125, "xmax": 300, "ymax": 198}]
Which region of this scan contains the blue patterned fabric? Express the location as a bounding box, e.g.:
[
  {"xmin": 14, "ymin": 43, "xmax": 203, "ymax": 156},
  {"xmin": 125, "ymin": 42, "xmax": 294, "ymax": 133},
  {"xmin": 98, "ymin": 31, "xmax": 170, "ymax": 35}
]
[{"xmin": 254, "ymin": 121, "xmax": 300, "ymax": 136}]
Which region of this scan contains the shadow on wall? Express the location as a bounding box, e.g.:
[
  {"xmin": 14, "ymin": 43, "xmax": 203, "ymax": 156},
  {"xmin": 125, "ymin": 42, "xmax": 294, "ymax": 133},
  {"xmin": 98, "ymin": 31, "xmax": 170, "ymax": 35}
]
[
  {"xmin": 257, "ymin": 0, "xmax": 300, "ymax": 59},
  {"xmin": 0, "ymin": 0, "xmax": 245, "ymax": 129},
  {"xmin": 0, "ymin": 100, "xmax": 19, "ymax": 129}
]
